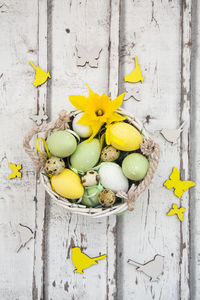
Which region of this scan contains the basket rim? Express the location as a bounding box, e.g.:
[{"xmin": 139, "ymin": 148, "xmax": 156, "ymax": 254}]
[{"xmin": 40, "ymin": 107, "xmax": 157, "ymax": 218}]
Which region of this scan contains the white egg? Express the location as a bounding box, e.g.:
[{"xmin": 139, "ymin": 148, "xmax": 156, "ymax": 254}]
[
  {"xmin": 72, "ymin": 113, "xmax": 92, "ymax": 138},
  {"xmin": 99, "ymin": 162, "xmax": 129, "ymax": 193}
]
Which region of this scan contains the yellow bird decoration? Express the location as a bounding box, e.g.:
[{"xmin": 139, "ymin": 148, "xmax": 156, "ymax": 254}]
[
  {"xmin": 164, "ymin": 167, "xmax": 195, "ymax": 198},
  {"xmin": 72, "ymin": 247, "xmax": 107, "ymax": 274},
  {"xmin": 167, "ymin": 204, "xmax": 186, "ymax": 222},
  {"xmin": 29, "ymin": 61, "xmax": 51, "ymax": 87},
  {"xmin": 124, "ymin": 56, "xmax": 144, "ymax": 83},
  {"xmin": 8, "ymin": 163, "xmax": 22, "ymax": 179}
]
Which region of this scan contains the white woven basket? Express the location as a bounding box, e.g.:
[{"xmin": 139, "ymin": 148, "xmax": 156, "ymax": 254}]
[{"xmin": 24, "ymin": 108, "xmax": 160, "ymax": 218}]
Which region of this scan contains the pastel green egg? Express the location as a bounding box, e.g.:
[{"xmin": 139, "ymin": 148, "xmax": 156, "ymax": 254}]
[
  {"xmin": 70, "ymin": 139, "xmax": 101, "ymax": 172},
  {"xmin": 47, "ymin": 130, "xmax": 77, "ymax": 158},
  {"xmin": 81, "ymin": 186, "xmax": 103, "ymax": 207},
  {"xmin": 122, "ymin": 153, "xmax": 149, "ymax": 181}
]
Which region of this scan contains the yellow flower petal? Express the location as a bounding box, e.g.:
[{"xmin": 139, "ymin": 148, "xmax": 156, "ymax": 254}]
[
  {"xmin": 108, "ymin": 112, "xmax": 126, "ymax": 123},
  {"xmin": 85, "ymin": 84, "xmax": 95, "ymax": 97},
  {"xmin": 110, "ymin": 92, "xmax": 126, "ymax": 111},
  {"xmin": 105, "ymin": 124, "xmax": 126, "ymax": 147},
  {"xmin": 86, "ymin": 122, "xmax": 103, "ymax": 142},
  {"xmin": 68, "ymin": 95, "xmax": 88, "ymax": 111},
  {"xmin": 76, "ymin": 112, "xmax": 92, "ymax": 125},
  {"xmin": 105, "ymin": 125, "xmax": 111, "ymax": 145}
]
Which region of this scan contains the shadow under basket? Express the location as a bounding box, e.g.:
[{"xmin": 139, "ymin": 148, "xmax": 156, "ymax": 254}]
[{"xmin": 23, "ymin": 108, "xmax": 160, "ymax": 218}]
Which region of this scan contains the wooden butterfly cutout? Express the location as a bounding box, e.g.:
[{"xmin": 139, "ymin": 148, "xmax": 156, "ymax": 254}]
[
  {"xmin": 123, "ymin": 89, "xmax": 141, "ymax": 102},
  {"xmin": 167, "ymin": 204, "xmax": 186, "ymax": 222},
  {"xmin": 164, "ymin": 167, "xmax": 195, "ymax": 198},
  {"xmin": 76, "ymin": 45, "xmax": 102, "ymax": 68},
  {"xmin": 30, "ymin": 108, "xmax": 48, "ymax": 125},
  {"xmin": 8, "ymin": 163, "xmax": 22, "ymax": 179}
]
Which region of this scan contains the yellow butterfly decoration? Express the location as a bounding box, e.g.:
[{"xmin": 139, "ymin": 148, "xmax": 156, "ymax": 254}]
[
  {"xmin": 167, "ymin": 204, "xmax": 186, "ymax": 222},
  {"xmin": 124, "ymin": 56, "xmax": 144, "ymax": 83},
  {"xmin": 8, "ymin": 163, "xmax": 22, "ymax": 179},
  {"xmin": 29, "ymin": 61, "xmax": 51, "ymax": 87},
  {"xmin": 163, "ymin": 167, "xmax": 195, "ymax": 198}
]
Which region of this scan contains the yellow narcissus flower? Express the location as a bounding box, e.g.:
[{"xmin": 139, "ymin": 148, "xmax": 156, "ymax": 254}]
[{"xmin": 68, "ymin": 85, "xmax": 126, "ymax": 141}]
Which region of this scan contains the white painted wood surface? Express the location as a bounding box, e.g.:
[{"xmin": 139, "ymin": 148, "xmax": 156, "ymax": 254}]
[{"xmin": 0, "ymin": 0, "xmax": 199, "ymax": 299}]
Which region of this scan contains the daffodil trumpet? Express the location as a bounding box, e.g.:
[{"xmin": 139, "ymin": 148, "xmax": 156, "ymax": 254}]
[{"xmin": 68, "ymin": 85, "xmax": 126, "ymax": 142}]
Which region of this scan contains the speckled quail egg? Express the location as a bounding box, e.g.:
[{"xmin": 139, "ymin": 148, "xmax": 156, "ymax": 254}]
[
  {"xmin": 81, "ymin": 170, "xmax": 100, "ymax": 187},
  {"xmin": 98, "ymin": 189, "xmax": 116, "ymax": 207},
  {"xmin": 45, "ymin": 156, "xmax": 65, "ymax": 175},
  {"xmin": 101, "ymin": 145, "xmax": 120, "ymax": 162}
]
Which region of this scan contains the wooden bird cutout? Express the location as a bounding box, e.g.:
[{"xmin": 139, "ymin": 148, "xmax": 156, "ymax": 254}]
[
  {"xmin": 29, "ymin": 61, "xmax": 51, "ymax": 87},
  {"xmin": 72, "ymin": 247, "xmax": 107, "ymax": 274},
  {"xmin": 8, "ymin": 163, "xmax": 22, "ymax": 179},
  {"xmin": 76, "ymin": 45, "xmax": 102, "ymax": 68},
  {"xmin": 30, "ymin": 108, "xmax": 48, "ymax": 125},
  {"xmin": 128, "ymin": 255, "xmax": 164, "ymax": 282},
  {"xmin": 16, "ymin": 224, "xmax": 34, "ymax": 252},
  {"xmin": 167, "ymin": 204, "xmax": 186, "ymax": 222},
  {"xmin": 160, "ymin": 122, "xmax": 185, "ymax": 144},
  {"xmin": 124, "ymin": 56, "xmax": 144, "ymax": 83},
  {"xmin": 164, "ymin": 167, "xmax": 195, "ymax": 198}
]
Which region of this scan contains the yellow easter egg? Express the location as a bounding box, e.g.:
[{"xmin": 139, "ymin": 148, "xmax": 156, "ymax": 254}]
[
  {"xmin": 109, "ymin": 122, "xmax": 143, "ymax": 151},
  {"xmin": 51, "ymin": 169, "xmax": 84, "ymax": 199}
]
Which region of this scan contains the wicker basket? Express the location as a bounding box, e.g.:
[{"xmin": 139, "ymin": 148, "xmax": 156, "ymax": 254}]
[{"xmin": 23, "ymin": 108, "xmax": 160, "ymax": 218}]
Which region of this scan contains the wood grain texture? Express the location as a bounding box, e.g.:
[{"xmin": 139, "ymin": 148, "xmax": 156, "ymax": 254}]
[
  {"xmin": 0, "ymin": 1, "xmax": 38, "ymax": 299},
  {"xmin": 0, "ymin": 0, "xmax": 199, "ymax": 299},
  {"xmin": 190, "ymin": 1, "xmax": 200, "ymax": 299},
  {"xmin": 32, "ymin": 1, "xmax": 48, "ymax": 299},
  {"xmin": 118, "ymin": 1, "xmax": 184, "ymax": 299},
  {"xmin": 179, "ymin": 1, "xmax": 192, "ymax": 299},
  {"xmin": 44, "ymin": 1, "xmax": 117, "ymax": 299}
]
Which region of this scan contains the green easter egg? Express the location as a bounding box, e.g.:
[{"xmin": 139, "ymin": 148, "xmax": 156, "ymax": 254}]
[
  {"xmin": 122, "ymin": 153, "xmax": 149, "ymax": 181},
  {"xmin": 81, "ymin": 186, "xmax": 102, "ymax": 207},
  {"xmin": 47, "ymin": 131, "xmax": 77, "ymax": 158},
  {"xmin": 70, "ymin": 139, "xmax": 101, "ymax": 172}
]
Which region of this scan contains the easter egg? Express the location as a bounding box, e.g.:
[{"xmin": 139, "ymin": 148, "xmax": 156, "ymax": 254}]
[
  {"xmin": 122, "ymin": 153, "xmax": 149, "ymax": 181},
  {"xmin": 47, "ymin": 130, "xmax": 77, "ymax": 158},
  {"xmin": 99, "ymin": 162, "xmax": 129, "ymax": 193},
  {"xmin": 101, "ymin": 145, "xmax": 120, "ymax": 162},
  {"xmin": 109, "ymin": 122, "xmax": 143, "ymax": 151},
  {"xmin": 45, "ymin": 156, "xmax": 65, "ymax": 175},
  {"xmin": 81, "ymin": 186, "xmax": 103, "ymax": 207},
  {"xmin": 51, "ymin": 169, "xmax": 84, "ymax": 199},
  {"xmin": 98, "ymin": 189, "xmax": 116, "ymax": 207},
  {"xmin": 70, "ymin": 139, "xmax": 101, "ymax": 172},
  {"xmin": 72, "ymin": 113, "xmax": 92, "ymax": 138}
]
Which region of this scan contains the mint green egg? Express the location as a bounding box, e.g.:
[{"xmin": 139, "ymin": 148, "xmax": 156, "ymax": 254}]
[
  {"xmin": 70, "ymin": 139, "xmax": 101, "ymax": 172},
  {"xmin": 81, "ymin": 186, "xmax": 102, "ymax": 207},
  {"xmin": 122, "ymin": 153, "xmax": 149, "ymax": 181},
  {"xmin": 47, "ymin": 130, "xmax": 77, "ymax": 158}
]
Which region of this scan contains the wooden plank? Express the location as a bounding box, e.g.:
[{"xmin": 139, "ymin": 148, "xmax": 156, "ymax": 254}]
[
  {"xmin": 118, "ymin": 1, "xmax": 184, "ymax": 299},
  {"xmin": 32, "ymin": 0, "xmax": 48, "ymax": 299},
  {"xmin": 190, "ymin": 1, "xmax": 200, "ymax": 298},
  {"xmin": 44, "ymin": 1, "xmax": 118, "ymax": 299},
  {"xmin": 179, "ymin": 1, "xmax": 192, "ymax": 299},
  {"xmin": 0, "ymin": 1, "xmax": 38, "ymax": 299}
]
